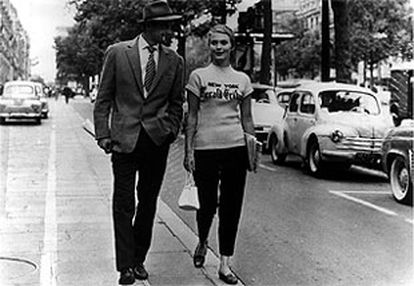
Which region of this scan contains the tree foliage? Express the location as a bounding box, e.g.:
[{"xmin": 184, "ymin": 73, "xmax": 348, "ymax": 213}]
[
  {"xmin": 276, "ymin": 16, "xmax": 321, "ymax": 79},
  {"xmin": 348, "ymin": 0, "xmax": 413, "ymax": 67},
  {"xmin": 276, "ymin": 0, "xmax": 412, "ymax": 80},
  {"xmin": 55, "ymin": 0, "xmax": 242, "ymax": 84}
]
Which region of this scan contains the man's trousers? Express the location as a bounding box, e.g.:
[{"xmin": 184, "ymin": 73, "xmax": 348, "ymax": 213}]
[{"xmin": 111, "ymin": 129, "xmax": 169, "ymax": 271}]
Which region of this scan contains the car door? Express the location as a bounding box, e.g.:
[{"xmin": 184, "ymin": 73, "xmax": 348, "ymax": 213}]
[
  {"xmin": 293, "ymin": 91, "xmax": 317, "ymax": 153},
  {"xmin": 285, "ymin": 92, "xmax": 301, "ymax": 152}
]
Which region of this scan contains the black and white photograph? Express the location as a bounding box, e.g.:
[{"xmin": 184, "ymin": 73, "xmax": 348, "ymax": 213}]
[{"xmin": 0, "ymin": 0, "xmax": 413, "ymax": 285}]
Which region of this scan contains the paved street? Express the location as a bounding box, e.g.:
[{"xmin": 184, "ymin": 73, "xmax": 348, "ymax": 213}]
[{"xmin": 0, "ymin": 97, "xmax": 413, "ymax": 286}]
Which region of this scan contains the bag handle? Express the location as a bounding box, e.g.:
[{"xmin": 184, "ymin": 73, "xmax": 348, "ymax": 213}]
[{"xmin": 185, "ymin": 171, "xmax": 195, "ymax": 187}]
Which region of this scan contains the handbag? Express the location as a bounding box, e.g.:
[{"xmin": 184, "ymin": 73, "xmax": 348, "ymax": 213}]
[
  {"xmin": 244, "ymin": 133, "xmax": 262, "ymax": 172},
  {"xmin": 178, "ymin": 172, "xmax": 200, "ymax": 211}
]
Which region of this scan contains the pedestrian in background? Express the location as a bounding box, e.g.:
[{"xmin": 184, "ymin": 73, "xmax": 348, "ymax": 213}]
[
  {"xmin": 62, "ymin": 86, "xmax": 72, "ymax": 104},
  {"xmin": 183, "ymin": 24, "xmax": 255, "ymax": 285},
  {"xmin": 93, "ymin": 1, "xmax": 184, "ymax": 285}
]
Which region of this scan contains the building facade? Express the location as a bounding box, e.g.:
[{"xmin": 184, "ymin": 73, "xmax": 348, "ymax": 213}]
[
  {"xmin": 0, "ymin": 0, "xmax": 30, "ymax": 83},
  {"xmin": 296, "ymin": 0, "xmax": 334, "ymax": 31},
  {"xmin": 296, "ymin": 0, "xmax": 321, "ymax": 30}
]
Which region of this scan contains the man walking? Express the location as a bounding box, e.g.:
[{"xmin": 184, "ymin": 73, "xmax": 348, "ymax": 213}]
[{"xmin": 93, "ymin": 1, "xmax": 184, "ymax": 284}]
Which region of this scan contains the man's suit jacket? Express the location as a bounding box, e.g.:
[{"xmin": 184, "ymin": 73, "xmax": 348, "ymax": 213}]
[{"xmin": 93, "ymin": 37, "xmax": 184, "ymax": 153}]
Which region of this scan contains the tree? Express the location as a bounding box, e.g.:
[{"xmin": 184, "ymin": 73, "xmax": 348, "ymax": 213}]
[
  {"xmin": 332, "ymin": 0, "xmax": 351, "ymax": 83},
  {"xmin": 56, "ymin": 0, "xmax": 242, "ymax": 83},
  {"xmin": 348, "ymin": 0, "xmax": 412, "ymax": 86},
  {"xmin": 275, "ymin": 0, "xmax": 411, "ymax": 83},
  {"xmin": 321, "ymin": 0, "xmax": 330, "ymax": 81},
  {"xmin": 276, "ymin": 15, "xmax": 321, "ymax": 79},
  {"xmin": 259, "ymin": 0, "xmax": 272, "ymax": 84},
  {"xmin": 54, "ymin": 23, "xmax": 103, "ymax": 92}
]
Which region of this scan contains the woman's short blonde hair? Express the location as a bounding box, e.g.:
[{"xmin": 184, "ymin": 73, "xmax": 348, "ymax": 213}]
[{"xmin": 208, "ymin": 24, "xmax": 235, "ymax": 48}]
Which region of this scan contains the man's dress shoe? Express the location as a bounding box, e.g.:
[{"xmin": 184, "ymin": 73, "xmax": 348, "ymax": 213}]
[
  {"xmin": 193, "ymin": 242, "xmax": 208, "ymax": 268},
  {"xmin": 118, "ymin": 268, "xmax": 135, "ymax": 285},
  {"xmin": 218, "ymin": 271, "xmax": 238, "ymax": 285},
  {"xmin": 133, "ymin": 264, "xmax": 149, "ymax": 280}
]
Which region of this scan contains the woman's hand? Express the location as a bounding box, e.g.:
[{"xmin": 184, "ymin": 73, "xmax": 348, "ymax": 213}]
[{"xmin": 184, "ymin": 151, "xmax": 195, "ymax": 173}]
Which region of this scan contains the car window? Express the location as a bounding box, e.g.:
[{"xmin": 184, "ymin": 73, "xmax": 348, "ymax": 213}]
[
  {"xmin": 300, "ymin": 92, "xmax": 315, "ymax": 114},
  {"xmin": 289, "ymin": 93, "xmax": 300, "ymax": 112},
  {"xmin": 319, "ymin": 90, "xmax": 380, "ymax": 115},
  {"xmin": 4, "ymin": 85, "xmax": 36, "ymax": 98},
  {"xmin": 277, "ymin": 92, "xmax": 291, "ymax": 105},
  {"xmin": 252, "ymin": 89, "xmax": 270, "ymax": 103}
]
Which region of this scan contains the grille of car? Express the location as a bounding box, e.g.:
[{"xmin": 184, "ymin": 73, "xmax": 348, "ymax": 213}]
[{"xmin": 337, "ymin": 137, "xmax": 384, "ymax": 152}]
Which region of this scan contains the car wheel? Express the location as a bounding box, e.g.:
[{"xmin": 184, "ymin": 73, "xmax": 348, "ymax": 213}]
[
  {"xmin": 0, "ymin": 117, "xmax": 4, "ymax": 124},
  {"xmin": 35, "ymin": 118, "xmax": 41, "ymax": 125},
  {"xmin": 307, "ymin": 139, "xmax": 325, "ymax": 176},
  {"xmin": 390, "ymin": 156, "xmax": 412, "ymax": 205},
  {"xmin": 270, "ymin": 135, "xmax": 286, "ymax": 165},
  {"xmin": 43, "ymin": 112, "xmax": 48, "ymax": 119}
]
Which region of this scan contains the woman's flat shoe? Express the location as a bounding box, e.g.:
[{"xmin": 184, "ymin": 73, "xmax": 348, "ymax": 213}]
[
  {"xmin": 193, "ymin": 242, "xmax": 207, "ymax": 268},
  {"xmin": 218, "ymin": 271, "xmax": 238, "ymax": 285}
]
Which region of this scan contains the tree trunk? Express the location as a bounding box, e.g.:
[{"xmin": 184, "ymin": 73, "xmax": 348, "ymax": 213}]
[
  {"xmin": 321, "ymin": 0, "xmax": 330, "ymax": 82},
  {"xmin": 331, "ymin": 0, "xmax": 351, "ymax": 83},
  {"xmin": 259, "ymin": 0, "xmax": 272, "ymax": 84}
]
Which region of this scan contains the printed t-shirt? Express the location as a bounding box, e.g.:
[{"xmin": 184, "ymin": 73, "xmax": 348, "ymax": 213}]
[{"xmin": 186, "ymin": 64, "xmax": 253, "ymax": 150}]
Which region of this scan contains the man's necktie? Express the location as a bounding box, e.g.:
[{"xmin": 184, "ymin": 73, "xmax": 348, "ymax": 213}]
[{"xmin": 144, "ymin": 45, "xmax": 156, "ymax": 93}]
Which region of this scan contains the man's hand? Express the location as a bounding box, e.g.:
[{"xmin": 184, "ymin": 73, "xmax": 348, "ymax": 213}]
[{"xmin": 97, "ymin": 138, "xmax": 113, "ymax": 154}]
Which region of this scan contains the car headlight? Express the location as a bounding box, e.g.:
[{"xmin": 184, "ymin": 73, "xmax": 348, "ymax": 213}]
[
  {"xmin": 330, "ymin": 130, "xmax": 344, "ymax": 143},
  {"xmin": 31, "ymin": 103, "xmax": 41, "ymax": 111}
]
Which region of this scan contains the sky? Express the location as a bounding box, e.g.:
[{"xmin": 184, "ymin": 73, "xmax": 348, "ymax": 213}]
[
  {"xmin": 9, "ymin": 0, "xmax": 414, "ymax": 83},
  {"xmin": 10, "ymin": 0, "xmax": 75, "ymax": 83}
]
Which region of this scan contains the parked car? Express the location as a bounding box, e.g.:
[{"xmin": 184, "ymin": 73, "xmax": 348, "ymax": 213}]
[
  {"xmin": 266, "ymin": 82, "xmax": 394, "ymax": 176},
  {"xmin": 34, "ymin": 82, "xmax": 49, "ymax": 118},
  {"xmin": 388, "ymin": 61, "xmax": 413, "ymax": 126},
  {"xmin": 0, "ymin": 81, "xmax": 43, "ymax": 124},
  {"xmin": 275, "ymin": 80, "xmax": 317, "ymax": 109},
  {"xmin": 251, "ymin": 83, "xmax": 285, "ymax": 145},
  {"xmin": 382, "ymin": 119, "xmax": 413, "ymax": 205}
]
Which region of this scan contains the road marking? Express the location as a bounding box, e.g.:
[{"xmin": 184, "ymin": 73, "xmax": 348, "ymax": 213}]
[
  {"xmin": 330, "ymin": 190, "xmax": 398, "ymax": 216},
  {"xmin": 333, "ymin": 190, "xmax": 390, "ymax": 194},
  {"xmin": 405, "ymin": 218, "xmax": 414, "ymax": 225},
  {"xmin": 259, "ymin": 163, "xmax": 278, "ymax": 172},
  {"xmin": 40, "ymin": 126, "xmax": 57, "ymax": 286}
]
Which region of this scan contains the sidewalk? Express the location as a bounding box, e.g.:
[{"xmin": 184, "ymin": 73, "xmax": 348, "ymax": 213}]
[{"xmin": 77, "ymin": 100, "xmax": 243, "ymax": 286}]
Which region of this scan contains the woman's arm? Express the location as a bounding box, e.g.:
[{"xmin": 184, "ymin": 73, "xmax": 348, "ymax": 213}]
[
  {"xmin": 184, "ymin": 91, "xmax": 200, "ymax": 172},
  {"xmin": 240, "ymin": 94, "xmax": 255, "ymax": 136}
]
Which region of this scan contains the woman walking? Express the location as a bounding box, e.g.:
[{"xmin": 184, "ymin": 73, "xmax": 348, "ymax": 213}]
[{"xmin": 184, "ymin": 24, "xmax": 255, "ymax": 285}]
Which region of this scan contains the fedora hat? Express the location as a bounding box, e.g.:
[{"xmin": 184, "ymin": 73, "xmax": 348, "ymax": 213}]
[{"xmin": 138, "ymin": 1, "xmax": 182, "ymax": 23}]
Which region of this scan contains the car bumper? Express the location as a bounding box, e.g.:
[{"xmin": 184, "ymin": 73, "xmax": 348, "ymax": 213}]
[
  {"xmin": 319, "ymin": 136, "xmax": 383, "ymax": 166},
  {"xmin": 0, "ymin": 112, "xmax": 42, "ymax": 119}
]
